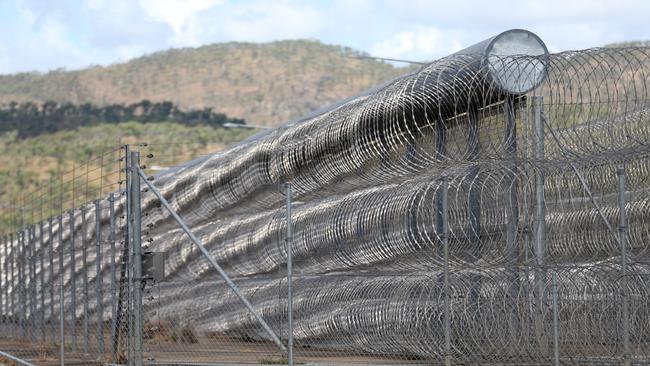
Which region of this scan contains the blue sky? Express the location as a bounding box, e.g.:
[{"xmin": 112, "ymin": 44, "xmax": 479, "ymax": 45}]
[{"xmin": 1, "ymin": 0, "xmax": 650, "ymax": 74}]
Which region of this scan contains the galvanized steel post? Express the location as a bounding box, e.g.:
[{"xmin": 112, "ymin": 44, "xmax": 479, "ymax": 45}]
[
  {"xmin": 441, "ymin": 177, "xmax": 451, "ymax": 366},
  {"xmin": 69, "ymin": 209, "xmax": 77, "ymax": 352},
  {"xmin": 551, "ymin": 272, "xmax": 559, "ymax": 366},
  {"xmin": 48, "ymin": 217, "xmax": 55, "ymax": 346},
  {"xmin": 130, "ymin": 151, "xmax": 144, "ymax": 366},
  {"xmin": 284, "ymin": 182, "xmax": 294, "ymax": 366},
  {"xmin": 467, "ymin": 105, "xmax": 482, "ymax": 315},
  {"xmin": 0, "ymin": 235, "xmax": 4, "ymax": 327},
  {"xmin": 617, "ymin": 166, "xmax": 631, "ymax": 366},
  {"xmin": 29, "ymin": 226, "xmax": 36, "ymax": 341},
  {"xmin": 504, "ymin": 96, "xmax": 520, "ymax": 338},
  {"xmin": 95, "ymin": 200, "xmax": 104, "ymax": 356},
  {"xmin": 81, "ymin": 206, "xmax": 89, "ymax": 353},
  {"xmin": 39, "ymin": 222, "xmax": 45, "ymax": 343},
  {"xmin": 0, "ymin": 235, "xmax": 3, "ymax": 326},
  {"xmin": 2, "ymin": 235, "xmax": 6, "ymax": 327},
  {"xmin": 533, "ymin": 96, "xmax": 546, "ymax": 308},
  {"xmin": 10, "ymin": 233, "xmax": 15, "ymax": 335},
  {"xmin": 109, "ymin": 193, "xmax": 118, "ymax": 360},
  {"xmin": 58, "ymin": 214, "xmax": 65, "ymax": 365},
  {"xmin": 19, "ymin": 230, "xmax": 25, "ymax": 338},
  {"xmin": 60, "ymin": 266, "xmax": 65, "ymax": 366}
]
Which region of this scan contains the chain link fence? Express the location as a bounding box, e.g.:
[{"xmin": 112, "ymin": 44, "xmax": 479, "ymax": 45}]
[{"xmin": 2, "ymin": 30, "xmax": 650, "ymax": 365}]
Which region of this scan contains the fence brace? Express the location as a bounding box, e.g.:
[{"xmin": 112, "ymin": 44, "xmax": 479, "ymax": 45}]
[{"xmin": 136, "ymin": 164, "xmax": 287, "ymax": 353}]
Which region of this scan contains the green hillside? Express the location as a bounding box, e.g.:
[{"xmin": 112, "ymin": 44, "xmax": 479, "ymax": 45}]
[
  {"xmin": 0, "ymin": 40, "xmax": 414, "ymax": 231},
  {"xmin": 0, "ymin": 122, "xmax": 258, "ymax": 230},
  {"xmin": 0, "ymin": 40, "xmax": 412, "ymax": 128}
]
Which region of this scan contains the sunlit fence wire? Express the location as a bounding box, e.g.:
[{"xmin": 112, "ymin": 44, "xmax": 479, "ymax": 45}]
[{"xmin": 3, "ymin": 32, "xmax": 650, "ymax": 365}]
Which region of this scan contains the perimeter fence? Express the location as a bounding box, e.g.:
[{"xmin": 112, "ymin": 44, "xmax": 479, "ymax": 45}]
[{"xmin": 2, "ymin": 36, "xmax": 650, "ymax": 366}]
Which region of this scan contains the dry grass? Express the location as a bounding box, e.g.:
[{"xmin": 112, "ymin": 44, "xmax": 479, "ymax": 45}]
[{"xmin": 0, "ymin": 40, "xmax": 412, "ymax": 128}]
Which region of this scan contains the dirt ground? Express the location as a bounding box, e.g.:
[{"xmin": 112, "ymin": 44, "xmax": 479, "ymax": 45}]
[
  {"xmin": 0, "ymin": 338, "xmax": 105, "ymax": 366},
  {"xmin": 0, "ymin": 335, "xmax": 425, "ymax": 366}
]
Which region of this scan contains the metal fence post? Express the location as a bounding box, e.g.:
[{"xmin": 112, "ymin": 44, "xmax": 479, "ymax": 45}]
[
  {"xmin": 435, "ymin": 118, "xmax": 447, "ymax": 254},
  {"xmin": 10, "ymin": 233, "xmax": 16, "ymax": 335},
  {"xmin": 60, "ymin": 265, "xmax": 65, "ymax": 366},
  {"xmin": 533, "ymin": 96, "xmax": 547, "ymax": 307},
  {"xmin": 284, "ymin": 182, "xmax": 294, "ymax": 366},
  {"xmin": 617, "ymin": 166, "xmax": 631, "ymax": 366},
  {"xmin": 109, "ymin": 193, "xmax": 118, "ymax": 361},
  {"xmin": 22, "ymin": 229, "xmax": 26, "ymax": 339},
  {"xmin": 1, "ymin": 235, "xmax": 4, "ymax": 327},
  {"xmin": 6, "ymin": 234, "xmax": 10, "ymax": 330},
  {"xmin": 69, "ymin": 209, "xmax": 77, "ymax": 352},
  {"xmin": 111, "ymin": 144, "xmax": 131, "ymax": 364},
  {"xmin": 25, "ymin": 227, "xmax": 30, "ymax": 339},
  {"xmin": 532, "ymin": 96, "xmax": 547, "ymax": 349},
  {"xmin": 504, "ymin": 96, "xmax": 520, "ymax": 339},
  {"xmin": 95, "ymin": 200, "xmax": 105, "ymax": 356},
  {"xmin": 5, "ymin": 235, "xmax": 8, "ymax": 333},
  {"xmin": 124, "ymin": 144, "xmax": 133, "ymax": 366},
  {"xmin": 2, "ymin": 235, "xmax": 6, "ymax": 327},
  {"xmin": 26, "ymin": 227, "xmax": 30, "ymax": 340},
  {"xmin": 19, "ymin": 230, "xmax": 26, "ymax": 338},
  {"xmin": 58, "ymin": 214, "xmax": 65, "ymax": 364},
  {"xmin": 48, "ymin": 218, "xmax": 55, "ymax": 346},
  {"xmin": 467, "ymin": 106, "xmax": 482, "ymax": 314},
  {"xmin": 81, "ymin": 206, "xmax": 89, "ymax": 353},
  {"xmin": 39, "ymin": 222, "xmax": 46, "ymax": 343},
  {"xmin": 130, "ymin": 151, "xmax": 144, "ymax": 366},
  {"xmin": 441, "ymin": 177, "xmax": 452, "ymax": 366},
  {"xmin": 11, "ymin": 233, "xmax": 17, "ymax": 336},
  {"xmin": 552, "ymin": 272, "xmax": 559, "ymax": 366},
  {"xmin": 2, "ymin": 235, "xmax": 5, "ymax": 328},
  {"xmin": 29, "ymin": 226, "xmax": 36, "ymax": 341},
  {"xmin": 0, "ymin": 235, "xmax": 4, "ymax": 327}
]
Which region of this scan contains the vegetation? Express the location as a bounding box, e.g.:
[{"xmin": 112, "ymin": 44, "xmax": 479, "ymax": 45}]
[
  {"xmin": 0, "ymin": 40, "xmax": 414, "ymax": 127},
  {"xmin": 0, "ymin": 40, "xmax": 414, "ymax": 231},
  {"xmin": 0, "ymin": 99, "xmax": 245, "ymax": 139},
  {"xmin": 0, "ymin": 121, "xmax": 258, "ymax": 231}
]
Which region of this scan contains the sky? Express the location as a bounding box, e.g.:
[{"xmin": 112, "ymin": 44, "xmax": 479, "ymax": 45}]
[{"xmin": 1, "ymin": 0, "xmax": 649, "ymax": 74}]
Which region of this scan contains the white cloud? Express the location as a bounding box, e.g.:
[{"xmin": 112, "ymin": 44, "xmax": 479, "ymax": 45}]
[
  {"xmin": 220, "ymin": 2, "xmax": 322, "ymax": 42},
  {"xmin": 3, "ymin": 0, "xmax": 650, "ymax": 73},
  {"xmin": 371, "ymin": 26, "xmax": 462, "ymax": 63},
  {"xmin": 139, "ymin": 0, "xmax": 224, "ymax": 45}
]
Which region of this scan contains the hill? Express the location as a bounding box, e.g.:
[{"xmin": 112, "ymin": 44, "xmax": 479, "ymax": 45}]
[
  {"xmin": 0, "ymin": 121, "xmax": 258, "ymax": 229},
  {"xmin": 0, "ymin": 40, "xmax": 412, "ymax": 128}
]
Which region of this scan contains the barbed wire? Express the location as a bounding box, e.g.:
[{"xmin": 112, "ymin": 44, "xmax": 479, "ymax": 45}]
[{"xmin": 2, "ymin": 43, "xmax": 650, "ymax": 364}]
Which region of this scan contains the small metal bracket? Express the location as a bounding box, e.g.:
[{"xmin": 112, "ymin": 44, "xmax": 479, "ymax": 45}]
[{"xmin": 142, "ymin": 251, "xmax": 165, "ymax": 283}]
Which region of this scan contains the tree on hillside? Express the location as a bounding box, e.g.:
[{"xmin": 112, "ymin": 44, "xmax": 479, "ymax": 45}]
[{"xmin": 0, "ymin": 99, "xmax": 247, "ymax": 138}]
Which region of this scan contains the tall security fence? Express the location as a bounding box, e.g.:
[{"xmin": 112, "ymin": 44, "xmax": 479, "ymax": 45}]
[{"xmin": 2, "ymin": 29, "xmax": 650, "ymax": 365}]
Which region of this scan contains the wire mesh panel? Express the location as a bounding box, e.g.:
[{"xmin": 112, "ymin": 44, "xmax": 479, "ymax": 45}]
[
  {"xmin": 2, "ymin": 33, "xmax": 650, "ymax": 365},
  {"xmin": 0, "ymin": 146, "xmax": 127, "ymax": 365},
  {"xmin": 128, "ymin": 45, "xmax": 650, "ymax": 364}
]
